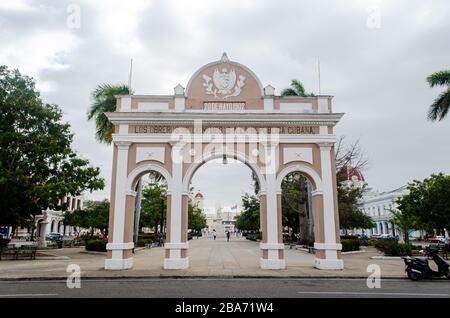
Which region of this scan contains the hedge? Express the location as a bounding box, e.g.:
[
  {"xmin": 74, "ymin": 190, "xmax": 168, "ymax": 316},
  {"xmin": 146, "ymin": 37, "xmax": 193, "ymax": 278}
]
[
  {"xmin": 245, "ymin": 232, "xmax": 262, "ymax": 241},
  {"xmin": 374, "ymin": 240, "xmax": 412, "ymax": 256},
  {"xmin": 341, "ymin": 239, "xmax": 361, "ymax": 252},
  {"xmin": 85, "ymin": 239, "xmax": 107, "ymax": 252},
  {"xmin": 136, "ymin": 239, "xmax": 153, "ymax": 247},
  {"xmin": 0, "ymin": 238, "xmax": 10, "ymax": 248}
]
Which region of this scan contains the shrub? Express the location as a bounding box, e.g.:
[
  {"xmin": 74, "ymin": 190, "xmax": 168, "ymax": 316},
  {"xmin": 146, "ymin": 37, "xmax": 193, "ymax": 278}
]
[
  {"xmin": 0, "ymin": 238, "xmax": 10, "ymax": 248},
  {"xmin": 341, "ymin": 239, "xmax": 361, "ymax": 252},
  {"xmin": 374, "ymin": 240, "xmax": 412, "ymax": 256},
  {"xmin": 245, "ymin": 232, "xmax": 262, "ymax": 241},
  {"xmin": 136, "ymin": 239, "xmax": 153, "ymax": 247},
  {"xmin": 85, "ymin": 239, "xmax": 107, "ymax": 252}
]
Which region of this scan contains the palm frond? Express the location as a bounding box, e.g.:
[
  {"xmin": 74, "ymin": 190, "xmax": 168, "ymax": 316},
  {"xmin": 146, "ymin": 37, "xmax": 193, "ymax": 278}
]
[
  {"xmin": 291, "ymin": 79, "xmax": 306, "ymax": 96},
  {"xmin": 427, "ymin": 70, "xmax": 450, "ymax": 88},
  {"xmin": 280, "ymin": 88, "xmax": 298, "ymax": 96},
  {"xmin": 427, "ymin": 89, "xmax": 450, "ymax": 121},
  {"xmin": 87, "ymin": 83, "xmax": 131, "ymax": 144}
]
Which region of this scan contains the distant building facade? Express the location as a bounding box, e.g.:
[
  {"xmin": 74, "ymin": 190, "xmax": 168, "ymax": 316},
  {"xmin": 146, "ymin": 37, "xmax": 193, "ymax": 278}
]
[
  {"xmin": 13, "ymin": 195, "xmax": 84, "ymax": 240},
  {"xmin": 359, "ymin": 186, "xmax": 408, "ymax": 236}
]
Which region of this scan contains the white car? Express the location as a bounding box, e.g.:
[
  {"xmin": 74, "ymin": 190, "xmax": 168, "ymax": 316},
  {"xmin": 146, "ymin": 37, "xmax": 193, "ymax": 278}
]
[{"xmin": 436, "ymin": 235, "xmax": 445, "ymax": 243}]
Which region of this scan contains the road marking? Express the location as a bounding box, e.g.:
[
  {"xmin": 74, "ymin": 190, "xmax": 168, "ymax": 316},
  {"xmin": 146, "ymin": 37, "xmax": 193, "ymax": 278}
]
[
  {"xmin": 297, "ymin": 291, "xmax": 449, "ymax": 297},
  {"xmin": 0, "ymin": 293, "xmax": 57, "ymax": 297}
]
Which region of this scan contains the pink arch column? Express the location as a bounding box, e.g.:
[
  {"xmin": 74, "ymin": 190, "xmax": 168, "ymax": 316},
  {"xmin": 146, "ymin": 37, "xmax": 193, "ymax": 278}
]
[
  {"xmin": 260, "ymin": 142, "xmax": 285, "ymax": 269},
  {"xmin": 164, "ymin": 141, "xmax": 189, "ymax": 269},
  {"xmin": 105, "ymin": 141, "xmax": 135, "ymax": 270}
]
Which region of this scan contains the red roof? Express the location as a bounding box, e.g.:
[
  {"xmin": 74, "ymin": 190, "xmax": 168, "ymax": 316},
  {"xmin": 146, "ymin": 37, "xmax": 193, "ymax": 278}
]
[
  {"xmin": 195, "ymin": 192, "xmax": 204, "ymax": 199},
  {"xmin": 341, "ymin": 166, "xmax": 365, "ymax": 182}
]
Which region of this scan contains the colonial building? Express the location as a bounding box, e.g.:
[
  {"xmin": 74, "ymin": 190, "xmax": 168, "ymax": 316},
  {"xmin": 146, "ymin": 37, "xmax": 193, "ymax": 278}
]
[
  {"xmin": 359, "ymin": 186, "xmax": 408, "ymax": 236},
  {"xmin": 13, "ymin": 195, "xmax": 84, "ymax": 241}
]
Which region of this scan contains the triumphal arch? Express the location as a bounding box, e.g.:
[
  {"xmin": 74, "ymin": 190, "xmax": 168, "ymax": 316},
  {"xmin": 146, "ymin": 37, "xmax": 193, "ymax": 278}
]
[{"xmin": 104, "ymin": 53, "xmax": 344, "ymax": 271}]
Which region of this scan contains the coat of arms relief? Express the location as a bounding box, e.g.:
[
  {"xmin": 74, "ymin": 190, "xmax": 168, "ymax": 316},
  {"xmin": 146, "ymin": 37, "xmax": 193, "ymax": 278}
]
[{"xmin": 202, "ymin": 67, "xmax": 246, "ymax": 99}]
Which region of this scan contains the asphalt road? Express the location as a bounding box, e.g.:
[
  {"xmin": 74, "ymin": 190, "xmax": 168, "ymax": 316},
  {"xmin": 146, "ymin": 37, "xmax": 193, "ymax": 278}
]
[{"xmin": 0, "ymin": 278, "xmax": 449, "ymax": 298}]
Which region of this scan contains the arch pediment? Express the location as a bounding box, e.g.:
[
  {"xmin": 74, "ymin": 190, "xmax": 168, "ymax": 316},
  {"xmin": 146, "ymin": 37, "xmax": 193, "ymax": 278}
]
[{"xmin": 185, "ymin": 53, "xmax": 264, "ymax": 110}]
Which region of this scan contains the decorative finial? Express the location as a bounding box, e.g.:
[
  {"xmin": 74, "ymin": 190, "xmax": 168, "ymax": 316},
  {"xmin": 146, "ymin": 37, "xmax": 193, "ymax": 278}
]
[{"xmin": 220, "ymin": 52, "xmax": 229, "ymax": 63}]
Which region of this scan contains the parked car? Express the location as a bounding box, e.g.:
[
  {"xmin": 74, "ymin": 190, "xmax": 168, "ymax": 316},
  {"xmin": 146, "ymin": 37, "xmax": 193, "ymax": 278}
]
[
  {"xmin": 370, "ymin": 234, "xmax": 381, "ymax": 240},
  {"xmin": 427, "ymin": 236, "xmax": 445, "ymax": 243},
  {"xmin": 379, "ymin": 234, "xmax": 397, "ymax": 240},
  {"xmin": 46, "ymin": 233, "xmax": 64, "ymax": 241}
]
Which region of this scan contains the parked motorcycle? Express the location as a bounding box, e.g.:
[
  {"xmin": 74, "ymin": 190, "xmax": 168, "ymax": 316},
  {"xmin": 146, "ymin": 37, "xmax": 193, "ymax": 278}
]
[{"xmin": 404, "ymin": 249, "xmax": 450, "ymax": 281}]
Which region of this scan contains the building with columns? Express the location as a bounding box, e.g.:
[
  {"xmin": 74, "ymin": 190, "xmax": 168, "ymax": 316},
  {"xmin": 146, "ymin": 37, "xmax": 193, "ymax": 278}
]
[
  {"xmin": 359, "ymin": 186, "xmax": 408, "ymax": 237},
  {"xmin": 13, "ymin": 195, "xmax": 84, "ymax": 240},
  {"xmin": 104, "ymin": 53, "xmax": 344, "ymax": 271}
]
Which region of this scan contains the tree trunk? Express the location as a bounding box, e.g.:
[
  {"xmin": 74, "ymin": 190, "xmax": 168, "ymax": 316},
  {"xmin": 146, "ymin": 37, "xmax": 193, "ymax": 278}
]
[{"xmin": 133, "ymin": 179, "xmax": 143, "ymax": 243}]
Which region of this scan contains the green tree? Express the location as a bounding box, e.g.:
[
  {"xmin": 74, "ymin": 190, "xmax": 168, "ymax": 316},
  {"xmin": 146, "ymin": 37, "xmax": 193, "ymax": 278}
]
[
  {"xmin": 389, "ymin": 209, "xmax": 418, "ymax": 244},
  {"xmin": 139, "ymin": 183, "xmax": 167, "ymax": 234},
  {"xmin": 426, "ymin": 70, "xmax": 450, "ymax": 121},
  {"xmin": 0, "ymin": 65, "xmax": 104, "ymax": 227},
  {"xmin": 396, "ymin": 173, "xmax": 450, "ymax": 236},
  {"xmin": 235, "ymin": 193, "xmax": 260, "ymax": 232},
  {"xmin": 63, "ymin": 200, "xmax": 110, "ymax": 236},
  {"xmin": 281, "ymin": 173, "xmax": 312, "ymax": 243},
  {"xmin": 280, "ymin": 79, "xmax": 314, "ymax": 97},
  {"xmin": 338, "ymin": 185, "xmax": 374, "ymax": 234},
  {"xmin": 188, "ymin": 203, "xmax": 207, "ymax": 232},
  {"xmin": 87, "ymin": 83, "xmax": 131, "ymax": 144}
]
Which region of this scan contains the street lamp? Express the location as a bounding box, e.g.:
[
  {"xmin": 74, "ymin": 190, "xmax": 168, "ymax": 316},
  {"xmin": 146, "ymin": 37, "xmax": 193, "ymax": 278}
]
[{"xmin": 160, "ymin": 193, "xmax": 165, "ymax": 236}]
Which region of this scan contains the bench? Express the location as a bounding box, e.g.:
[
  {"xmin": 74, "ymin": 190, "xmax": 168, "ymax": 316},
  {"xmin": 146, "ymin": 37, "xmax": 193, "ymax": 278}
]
[
  {"xmin": 16, "ymin": 246, "xmax": 37, "ymax": 260},
  {"xmin": 0, "ymin": 246, "xmax": 37, "ymax": 260},
  {"xmin": 0, "ymin": 247, "xmax": 17, "ymax": 260}
]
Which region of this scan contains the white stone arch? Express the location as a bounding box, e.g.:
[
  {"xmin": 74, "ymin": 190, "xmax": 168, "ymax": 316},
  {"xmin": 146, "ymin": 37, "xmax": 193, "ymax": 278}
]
[
  {"xmin": 276, "ymin": 164, "xmax": 323, "ymax": 192},
  {"xmin": 182, "ymin": 150, "xmax": 266, "ymax": 194},
  {"xmin": 126, "ymin": 163, "xmax": 173, "ymax": 193}
]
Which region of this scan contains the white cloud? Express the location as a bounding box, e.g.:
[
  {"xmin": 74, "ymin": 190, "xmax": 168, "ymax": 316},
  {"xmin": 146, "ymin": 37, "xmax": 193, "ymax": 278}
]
[{"xmin": 1, "ymin": 0, "xmax": 449, "ymax": 204}]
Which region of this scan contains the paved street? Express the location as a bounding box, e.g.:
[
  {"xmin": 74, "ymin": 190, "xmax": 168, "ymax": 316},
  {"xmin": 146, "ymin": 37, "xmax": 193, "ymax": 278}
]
[
  {"xmin": 0, "ymin": 278, "xmax": 448, "ymax": 298},
  {"xmin": 0, "ymin": 235, "xmax": 438, "ymax": 280}
]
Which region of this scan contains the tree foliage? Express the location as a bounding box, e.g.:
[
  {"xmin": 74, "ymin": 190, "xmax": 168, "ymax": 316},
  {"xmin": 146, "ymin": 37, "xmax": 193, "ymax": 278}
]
[
  {"xmin": 396, "ymin": 173, "xmax": 450, "ymax": 236},
  {"xmin": 281, "ymin": 173, "xmax": 312, "ymax": 242},
  {"xmin": 280, "ymin": 79, "xmax": 314, "ymax": 97},
  {"xmin": 63, "ymin": 200, "xmax": 109, "ymax": 235},
  {"xmin": 0, "ymin": 65, "xmax": 105, "ymax": 227},
  {"xmin": 139, "ymin": 182, "xmax": 167, "ymax": 234},
  {"xmin": 338, "ymin": 185, "xmax": 374, "ymax": 233},
  {"xmin": 235, "ymin": 193, "xmax": 260, "ymax": 231},
  {"xmin": 188, "ymin": 203, "xmax": 206, "ymax": 231},
  {"xmin": 87, "ymin": 83, "xmax": 131, "ymax": 144},
  {"xmin": 426, "ymin": 70, "xmax": 450, "ymax": 121}
]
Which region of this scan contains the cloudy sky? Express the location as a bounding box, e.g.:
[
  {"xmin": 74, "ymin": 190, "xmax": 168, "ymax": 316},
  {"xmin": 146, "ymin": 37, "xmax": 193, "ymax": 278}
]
[{"xmin": 1, "ymin": 0, "xmax": 449, "ymax": 210}]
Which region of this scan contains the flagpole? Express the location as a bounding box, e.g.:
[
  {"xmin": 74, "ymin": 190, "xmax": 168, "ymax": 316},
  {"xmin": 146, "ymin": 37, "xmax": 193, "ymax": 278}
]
[
  {"xmin": 128, "ymin": 58, "xmax": 133, "ymax": 93},
  {"xmin": 317, "ymin": 58, "xmax": 321, "ymax": 95}
]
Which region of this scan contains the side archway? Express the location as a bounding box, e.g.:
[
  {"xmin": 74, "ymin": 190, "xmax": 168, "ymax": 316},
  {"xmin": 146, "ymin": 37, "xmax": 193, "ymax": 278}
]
[
  {"xmin": 276, "ymin": 164, "xmax": 323, "ymax": 193},
  {"xmin": 126, "ymin": 163, "xmax": 173, "ymax": 193}
]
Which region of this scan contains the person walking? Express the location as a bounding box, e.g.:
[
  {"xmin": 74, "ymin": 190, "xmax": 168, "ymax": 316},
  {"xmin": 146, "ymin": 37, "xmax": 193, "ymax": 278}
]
[
  {"xmin": 226, "ymin": 230, "xmax": 230, "ymax": 242},
  {"xmin": 213, "ymin": 229, "xmax": 217, "ymax": 240},
  {"xmin": 159, "ymin": 232, "xmax": 165, "ymax": 247}
]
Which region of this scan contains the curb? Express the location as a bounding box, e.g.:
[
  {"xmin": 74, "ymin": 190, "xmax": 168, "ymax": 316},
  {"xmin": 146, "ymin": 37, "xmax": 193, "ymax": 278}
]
[{"xmin": 0, "ymin": 275, "xmax": 410, "ymax": 281}]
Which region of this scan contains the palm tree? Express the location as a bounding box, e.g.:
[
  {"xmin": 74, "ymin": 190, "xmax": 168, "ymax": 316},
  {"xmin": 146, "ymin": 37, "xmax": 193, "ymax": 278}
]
[
  {"xmin": 427, "ymin": 70, "xmax": 450, "ymax": 121},
  {"xmin": 87, "ymin": 84, "xmax": 131, "ymax": 143},
  {"xmin": 280, "ymin": 79, "xmax": 313, "ymax": 97}
]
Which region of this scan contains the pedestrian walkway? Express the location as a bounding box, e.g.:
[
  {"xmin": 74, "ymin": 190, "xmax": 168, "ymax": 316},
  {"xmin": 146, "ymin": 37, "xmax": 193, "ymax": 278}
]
[{"xmin": 0, "ymin": 236, "xmax": 407, "ymax": 280}]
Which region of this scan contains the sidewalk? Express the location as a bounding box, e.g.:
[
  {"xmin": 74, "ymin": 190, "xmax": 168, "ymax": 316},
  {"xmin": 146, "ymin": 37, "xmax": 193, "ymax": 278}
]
[{"xmin": 0, "ymin": 236, "xmax": 407, "ymax": 280}]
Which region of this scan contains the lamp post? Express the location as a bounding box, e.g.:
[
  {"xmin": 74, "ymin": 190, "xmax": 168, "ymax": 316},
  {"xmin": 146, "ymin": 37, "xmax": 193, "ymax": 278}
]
[{"xmin": 160, "ymin": 194, "xmax": 164, "ymax": 235}]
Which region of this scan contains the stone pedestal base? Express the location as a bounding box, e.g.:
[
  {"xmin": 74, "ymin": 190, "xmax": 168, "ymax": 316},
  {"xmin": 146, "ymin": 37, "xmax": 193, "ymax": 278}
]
[
  {"xmin": 260, "ymin": 258, "xmax": 286, "ymax": 269},
  {"xmin": 314, "ymin": 258, "xmax": 344, "ymax": 270},
  {"xmin": 105, "ymin": 257, "xmax": 134, "ymax": 270},
  {"xmin": 164, "ymin": 257, "xmax": 189, "ymax": 269}
]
